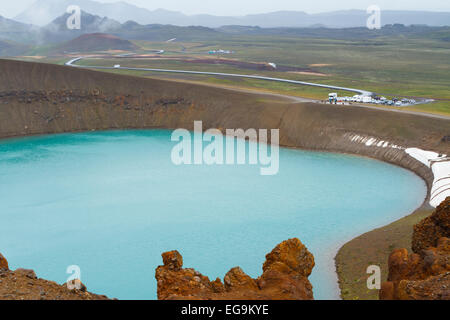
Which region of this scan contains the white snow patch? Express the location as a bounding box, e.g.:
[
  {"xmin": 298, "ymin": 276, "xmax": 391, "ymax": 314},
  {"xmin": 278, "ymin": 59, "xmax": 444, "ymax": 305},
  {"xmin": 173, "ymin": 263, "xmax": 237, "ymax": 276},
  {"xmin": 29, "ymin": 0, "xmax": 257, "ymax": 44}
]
[
  {"xmin": 365, "ymin": 138, "xmax": 377, "ymax": 146},
  {"xmin": 406, "ymin": 148, "xmax": 449, "ymax": 208},
  {"xmin": 346, "ymin": 133, "xmax": 404, "ymax": 151}
]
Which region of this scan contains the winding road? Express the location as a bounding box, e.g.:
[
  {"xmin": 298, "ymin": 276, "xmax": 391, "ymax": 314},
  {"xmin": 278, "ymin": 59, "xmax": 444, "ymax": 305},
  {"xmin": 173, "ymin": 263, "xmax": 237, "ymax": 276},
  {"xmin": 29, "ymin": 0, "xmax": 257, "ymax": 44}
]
[
  {"xmin": 65, "ymin": 56, "xmax": 450, "ymax": 120},
  {"xmin": 65, "ymin": 57, "xmax": 372, "ymax": 96}
]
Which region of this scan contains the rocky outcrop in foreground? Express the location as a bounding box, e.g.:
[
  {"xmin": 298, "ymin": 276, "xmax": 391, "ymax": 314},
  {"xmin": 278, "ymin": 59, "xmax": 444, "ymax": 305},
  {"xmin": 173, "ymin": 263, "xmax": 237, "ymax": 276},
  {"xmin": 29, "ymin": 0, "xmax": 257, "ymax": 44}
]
[
  {"xmin": 155, "ymin": 238, "xmax": 315, "ymax": 300},
  {"xmin": 0, "ymin": 254, "xmax": 8, "ymax": 270},
  {"xmin": 412, "ymin": 197, "xmax": 450, "ymax": 253},
  {"xmin": 380, "ymin": 198, "xmax": 450, "ymax": 300},
  {"xmin": 0, "ymin": 254, "xmax": 109, "ymax": 300}
]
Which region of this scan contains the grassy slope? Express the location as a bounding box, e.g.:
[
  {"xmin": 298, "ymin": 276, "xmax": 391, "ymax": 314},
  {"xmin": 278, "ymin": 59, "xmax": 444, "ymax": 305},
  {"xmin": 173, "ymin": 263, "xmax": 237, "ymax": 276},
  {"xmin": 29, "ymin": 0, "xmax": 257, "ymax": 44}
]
[
  {"xmin": 335, "ymin": 207, "xmax": 432, "ymax": 300},
  {"xmin": 59, "ymin": 34, "xmax": 450, "ymax": 115},
  {"xmin": 72, "ymin": 60, "xmax": 356, "ymax": 100}
]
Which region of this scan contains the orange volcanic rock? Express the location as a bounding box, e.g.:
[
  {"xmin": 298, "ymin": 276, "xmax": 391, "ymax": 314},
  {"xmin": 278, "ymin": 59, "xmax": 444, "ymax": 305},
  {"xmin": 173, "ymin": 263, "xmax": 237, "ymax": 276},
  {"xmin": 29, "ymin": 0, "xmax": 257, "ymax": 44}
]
[
  {"xmin": 162, "ymin": 251, "xmax": 184, "ymax": 271},
  {"xmin": 0, "ymin": 253, "xmax": 8, "ymax": 270},
  {"xmin": 380, "ymin": 238, "xmax": 450, "ymax": 300},
  {"xmin": 224, "ymin": 267, "xmax": 259, "ymax": 291},
  {"xmin": 412, "ymin": 197, "xmax": 450, "ymax": 254},
  {"xmin": 64, "ymin": 279, "xmax": 88, "ymax": 292},
  {"xmin": 385, "ymin": 249, "xmax": 424, "ymax": 282},
  {"xmin": 155, "ymin": 238, "xmax": 315, "ymax": 300},
  {"xmin": 0, "ymin": 253, "xmax": 109, "ymax": 300},
  {"xmin": 380, "ymin": 198, "xmax": 450, "ymax": 300}
]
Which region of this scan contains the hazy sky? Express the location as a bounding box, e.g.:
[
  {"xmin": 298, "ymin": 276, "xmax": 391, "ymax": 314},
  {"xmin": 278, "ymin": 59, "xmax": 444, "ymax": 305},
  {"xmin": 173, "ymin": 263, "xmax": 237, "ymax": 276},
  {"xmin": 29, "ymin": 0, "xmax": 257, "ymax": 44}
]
[{"xmin": 2, "ymin": 0, "xmax": 450, "ymax": 18}]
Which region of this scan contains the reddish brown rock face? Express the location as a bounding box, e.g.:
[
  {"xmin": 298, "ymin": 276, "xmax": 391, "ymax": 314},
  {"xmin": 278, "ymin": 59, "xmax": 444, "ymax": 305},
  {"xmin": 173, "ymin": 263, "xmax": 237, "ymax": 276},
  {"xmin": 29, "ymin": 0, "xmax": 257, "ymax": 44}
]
[
  {"xmin": 0, "ymin": 253, "xmax": 9, "ymax": 270},
  {"xmin": 224, "ymin": 267, "xmax": 259, "ymax": 291},
  {"xmin": 380, "ymin": 197, "xmax": 450, "ymax": 300},
  {"xmin": 386, "ymin": 249, "xmax": 424, "ymax": 282},
  {"xmin": 155, "ymin": 238, "xmax": 315, "ymax": 300},
  {"xmin": 0, "ymin": 253, "xmax": 109, "ymax": 300},
  {"xmin": 161, "ymin": 251, "xmax": 183, "ymax": 271},
  {"xmin": 412, "ymin": 197, "xmax": 450, "ymax": 254},
  {"xmin": 0, "ymin": 253, "xmax": 8, "ymax": 270}
]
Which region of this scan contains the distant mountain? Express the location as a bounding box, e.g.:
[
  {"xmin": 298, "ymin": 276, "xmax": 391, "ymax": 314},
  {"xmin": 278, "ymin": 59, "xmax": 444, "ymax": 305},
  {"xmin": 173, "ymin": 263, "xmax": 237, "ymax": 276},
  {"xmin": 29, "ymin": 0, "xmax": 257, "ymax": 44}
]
[
  {"xmin": 41, "ymin": 11, "xmax": 121, "ymax": 43},
  {"xmin": 38, "ymin": 11, "xmax": 450, "ymax": 44},
  {"xmin": 0, "ymin": 15, "xmax": 32, "ymax": 32},
  {"xmin": 309, "ymin": 10, "xmax": 450, "ymax": 28},
  {"xmin": 45, "ymin": 10, "xmax": 121, "ymax": 33},
  {"xmin": 0, "ymin": 40, "xmax": 30, "ymax": 56},
  {"xmin": 3, "ymin": 6, "xmax": 450, "ymax": 49},
  {"xmin": 2, "ymin": 9, "xmax": 450, "ymax": 48},
  {"xmin": 114, "ymin": 23, "xmax": 221, "ymax": 42},
  {"xmin": 56, "ymin": 33, "xmax": 137, "ymax": 53},
  {"xmin": 14, "ymin": 0, "xmax": 186, "ymax": 26},
  {"xmin": 217, "ymin": 24, "xmax": 450, "ymax": 41},
  {"xmin": 38, "ymin": 11, "xmax": 220, "ymax": 43},
  {"xmin": 14, "ymin": 0, "xmax": 450, "ymax": 28},
  {"xmin": 192, "ymin": 10, "xmax": 450, "ymax": 28},
  {"xmin": 0, "ymin": 15, "xmax": 38, "ymax": 43}
]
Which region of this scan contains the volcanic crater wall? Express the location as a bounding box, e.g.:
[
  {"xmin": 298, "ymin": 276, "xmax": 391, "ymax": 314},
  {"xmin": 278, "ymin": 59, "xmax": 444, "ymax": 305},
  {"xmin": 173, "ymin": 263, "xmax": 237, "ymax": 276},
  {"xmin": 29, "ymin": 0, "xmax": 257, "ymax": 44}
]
[{"xmin": 0, "ymin": 59, "xmax": 449, "ymax": 194}]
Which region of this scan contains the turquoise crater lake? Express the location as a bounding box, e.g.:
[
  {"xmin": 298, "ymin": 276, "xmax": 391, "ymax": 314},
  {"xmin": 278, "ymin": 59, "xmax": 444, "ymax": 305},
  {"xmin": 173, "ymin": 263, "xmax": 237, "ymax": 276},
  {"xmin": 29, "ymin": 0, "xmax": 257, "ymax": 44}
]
[{"xmin": 0, "ymin": 130, "xmax": 426, "ymax": 300}]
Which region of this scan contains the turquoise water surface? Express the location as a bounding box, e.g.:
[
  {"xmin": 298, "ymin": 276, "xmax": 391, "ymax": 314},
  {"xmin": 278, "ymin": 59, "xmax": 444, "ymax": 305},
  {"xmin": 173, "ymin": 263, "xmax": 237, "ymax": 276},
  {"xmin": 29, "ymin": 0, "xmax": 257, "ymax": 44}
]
[{"xmin": 0, "ymin": 130, "xmax": 426, "ymax": 300}]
